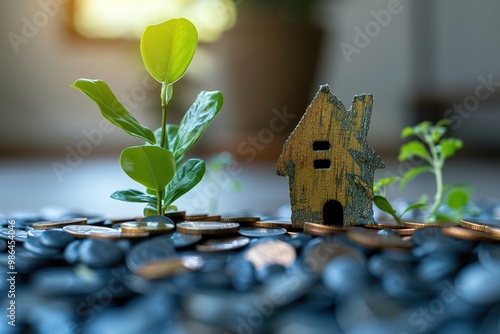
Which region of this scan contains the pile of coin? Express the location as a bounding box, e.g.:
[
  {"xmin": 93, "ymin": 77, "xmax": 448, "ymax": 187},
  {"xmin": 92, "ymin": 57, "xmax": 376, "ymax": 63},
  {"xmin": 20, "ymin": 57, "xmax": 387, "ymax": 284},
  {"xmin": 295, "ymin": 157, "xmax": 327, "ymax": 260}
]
[{"xmin": 2, "ymin": 212, "xmax": 500, "ymax": 333}]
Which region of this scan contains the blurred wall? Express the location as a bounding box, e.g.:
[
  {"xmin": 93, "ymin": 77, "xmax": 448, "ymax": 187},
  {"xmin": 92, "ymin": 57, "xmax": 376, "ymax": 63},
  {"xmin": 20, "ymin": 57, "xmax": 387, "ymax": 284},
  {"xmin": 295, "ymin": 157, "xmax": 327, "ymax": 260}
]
[{"xmin": 1, "ymin": 0, "xmax": 499, "ymax": 158}]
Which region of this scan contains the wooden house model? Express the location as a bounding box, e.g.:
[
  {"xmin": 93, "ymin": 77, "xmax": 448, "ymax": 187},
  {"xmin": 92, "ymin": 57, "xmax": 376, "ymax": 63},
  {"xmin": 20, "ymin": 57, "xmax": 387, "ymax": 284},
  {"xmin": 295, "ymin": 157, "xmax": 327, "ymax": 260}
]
[{"xmin": 276, "ymin": 85, "xmax": 384, "ymax": 227}]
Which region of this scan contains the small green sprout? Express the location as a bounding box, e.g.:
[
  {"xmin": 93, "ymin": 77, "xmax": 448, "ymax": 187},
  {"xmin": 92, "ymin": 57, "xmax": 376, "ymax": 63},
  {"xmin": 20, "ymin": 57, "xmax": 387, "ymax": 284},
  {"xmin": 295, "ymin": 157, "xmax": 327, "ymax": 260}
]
[
  {"xmin": 73, "ymin": 18, "xmax": 223, "ymax": 216},
  {"xmin": 374, "ymin": 120, "xmax": 474, "ymax": 223}
]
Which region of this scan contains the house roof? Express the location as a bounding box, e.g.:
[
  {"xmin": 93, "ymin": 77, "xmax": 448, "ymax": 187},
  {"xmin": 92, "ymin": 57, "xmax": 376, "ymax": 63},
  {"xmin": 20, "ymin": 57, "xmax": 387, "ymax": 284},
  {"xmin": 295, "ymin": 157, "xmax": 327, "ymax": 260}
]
[{"xmin": 276, "ymin": 85, "xmax": 384, "ymax": 176}]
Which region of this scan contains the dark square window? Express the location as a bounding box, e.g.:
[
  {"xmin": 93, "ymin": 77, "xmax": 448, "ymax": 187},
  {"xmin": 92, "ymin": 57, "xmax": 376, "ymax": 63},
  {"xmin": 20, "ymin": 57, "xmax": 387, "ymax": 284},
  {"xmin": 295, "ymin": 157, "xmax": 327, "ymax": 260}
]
[
  {"xmin": 313, "ymin": 141, "xmax": 331, "ymax": 151},
  {"xmin": 314, "ymin": 159, "xmax": 331, "ymax": 169}
]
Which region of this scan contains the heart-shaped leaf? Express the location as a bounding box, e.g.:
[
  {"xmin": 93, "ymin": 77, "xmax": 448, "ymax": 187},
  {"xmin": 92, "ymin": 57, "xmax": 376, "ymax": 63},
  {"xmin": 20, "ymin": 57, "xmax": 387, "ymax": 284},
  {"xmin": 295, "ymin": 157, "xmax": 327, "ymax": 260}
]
[
  {"xmin": 140, "ymin": 18, "xmax": 198, "ymax": 84},
  {"xmin": 173, "ymin": 91, "xmax": 223, "ymax": 157},
  {"xmin": 73, "ymin": 79, "xmax": 156, "ymax": 144},
  {"xmin": 120, "ymin": 146, "xmax": 175, "ymax": 191}
]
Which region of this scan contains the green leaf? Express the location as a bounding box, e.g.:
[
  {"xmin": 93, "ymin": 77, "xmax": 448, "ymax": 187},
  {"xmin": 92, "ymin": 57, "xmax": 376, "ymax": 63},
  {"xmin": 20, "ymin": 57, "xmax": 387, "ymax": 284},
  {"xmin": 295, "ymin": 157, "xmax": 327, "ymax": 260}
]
[
  {"xmin": 373, "ymin": 177, "xmax": 399, "ymax": 195},
  {"xmin": 110, "ymin": 189, "xmax": 157, "ymax": 204},
  {"xmin": 373, "ymin": 195, "xmax": 401, "ymax": 226},
  {"xmin": 401, "ymin": 126, "xmax": 414, "ymax": 138},
  {"xmin": 163, "ymin": 158, "xmax": 206, "ymax": 206},
  {"xmin": 140, "ymin": 18, "xmax": 198, "ymax": 84},
  {"xmin": 373, "ymin": 195, "xmax": 397, "ymax": 215},
  {"xmin": 446, "ymin": 188, "xmax": 470, "ymax": 210},
  {"xmin": 72, "ymin": 79, "xmax": 156, "ymax": 144},
  {"xmin": 398, "ymin": 140, "xmax": 432, "ymax": 162},
  {"xmin": 414, "ymin": 121, "xmax": 432, "ymax": 136},
  {"xmin": 439, "ymin": 138, "xmax": 463, "ymax": 159},
  {"xmin": 173, "ymin": 91, "xmax": 223, "ymax": 157},
  {"xmin": 400, "ymin": 165, "xmax": 433, "ymax": 189},
  {"xmin": 436, "ymin": 119, "xmax": 451, "ymax": 127},
  {"xmin": 399, "ymin": 201, "xmax": 427, "ymax": 217},
  {"xmin": 143, "ymin": 203, "xmax": 158, "ymax": 216},
  {"xmin": 120, "ymin": 146, "xmax": 175, "ymax": 191},
  {"xmin": 431, "ymin": 126, "xmax": 447, "ymax": 143},
  {"xmin": 164, "ymin": 205, "xmax": 178, "ymax": 212},
  {"xmin": 154, "ymin": 124, "xmax": 179, "ymax": 151}
]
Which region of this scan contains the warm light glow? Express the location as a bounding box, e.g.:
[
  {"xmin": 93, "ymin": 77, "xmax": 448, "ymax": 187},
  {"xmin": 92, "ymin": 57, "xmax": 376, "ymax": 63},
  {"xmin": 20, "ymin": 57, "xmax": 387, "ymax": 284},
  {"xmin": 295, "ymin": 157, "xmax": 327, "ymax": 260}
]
[{"xmin": 73, "ymin": 0, "xmax": 237, "ymax": 42}]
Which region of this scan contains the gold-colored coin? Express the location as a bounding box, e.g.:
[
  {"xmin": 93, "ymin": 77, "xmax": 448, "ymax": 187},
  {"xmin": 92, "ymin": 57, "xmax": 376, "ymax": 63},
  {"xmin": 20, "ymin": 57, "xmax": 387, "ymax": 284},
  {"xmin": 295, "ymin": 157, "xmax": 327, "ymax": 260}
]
[
  {"xmin": 250, "ymin": 221, "xmax": 292, "ymax": 230},
  {"xmin": 443, "ymin": 226, "xmax": 500, "ymax": 242},
  {"xmin": 347, "ymin": 227, "xmax": 412, "ymax": 249},
  {"xmin": 303, "ymin": 222, "xmax": 348, "ymax": 236},
  {"xmin": 394, "ymin": 228, "xmax": 416, "ymax": 236},
  {"xmin": 460, "ymin": 219, "xmax": 500, "ymax": 233},
  {"xmin": 402, "ymin": 220, "xmax": 458, "ymax": 229},
  {"xmin": 109, "ymin": 216, "xmax": 143, "ymax": 225},
  {"xmin": 485, "ymin": 226, "xmax": 500, "ymax": 237},
  {"xmin": 33, "ymin": 218, "xmax": 87, "ymax": 230},
  {"xmin": 219, "ymin": 216, "xmax": 261, "ymax": 226},
  {"xmin": 196, "ymin": 236, "xmax": 250, "ymax": 252},
  {"xmin": 184, "ymin": 214, "xmax": 209, "ymax": 221},
  {"xmin": 176, "ymin": 221, "xmax": 240, "ymax": 235},
  {"xmin": 120, "ymin": 221, "xmax": 174, "ymax": 234},
  {"xmin": 138, "ymin": 255, "xmax": 204, "ymax": 279},
  {"xmin": 63, "ymin": 225, "xmax": 121, "ymax": 237},
  {"xmin": 364, "ymin": 224, "xmax": 406, "ymax": 230},
  {"xmin": 244, "ymin": 240, "xmax": 296, "ymax": 270}
]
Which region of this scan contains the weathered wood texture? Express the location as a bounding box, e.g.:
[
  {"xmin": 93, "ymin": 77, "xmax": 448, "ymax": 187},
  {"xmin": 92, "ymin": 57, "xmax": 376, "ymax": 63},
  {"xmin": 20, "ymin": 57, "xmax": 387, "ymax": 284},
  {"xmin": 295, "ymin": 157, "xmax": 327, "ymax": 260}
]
[{"xmin": 276, "ymin": 85, "xmax": 384, "ymax": 227}]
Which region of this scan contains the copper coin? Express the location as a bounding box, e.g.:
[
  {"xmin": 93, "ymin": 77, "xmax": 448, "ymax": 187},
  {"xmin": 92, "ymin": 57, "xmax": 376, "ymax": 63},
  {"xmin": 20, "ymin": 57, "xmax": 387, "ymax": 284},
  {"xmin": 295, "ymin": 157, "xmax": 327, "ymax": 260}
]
[
  {"xmin": 121, "ymin": 221, "xmax": 174, "ymax": 234},
  {"xmin": 220, "ymin": 216, "xmax": 260, "ymax": 223},
  {"xmin": 443, "ymin": 226, "xmax": 500, "ymax": 242},
  {"xmin": 33, "ymin": 218, "xmax": 87, "ymax": 230},
  {"xmin": 347, "ymin": 228, "xmax": 412, "ymax": 249},
  {"xmin": 250, "ymin": 221, "xmax": 292, "ymax": 230},
  {"xmin": 176, "ymin": 221, "xmax": 240, "ymax": 235},
  {"xmin": 402, "ymin": 220, "xmax": 458, "ymax": 229},
  {"xmin": 244, "ymin": 240, "xmax": 296, "ymax": 270},
  {"xmin": 485, "ymin": 226, "xmax": 500, "ymax": 237},
  {"xmin": 363, "ymin": 224, "xmax": 406, "ymax": 230},
  {"xmin": 220, "ymin": 216, "xmax": 261, "ymax": 227},
  {"xmin": 184, "ymin": 214, "xmax": 208, "ymax": 220},
  {"xmin": 109, "ymin": 216, "xmax": 143, "ymax": 225},
  {"xmin": 164, "ymin": 211, "xmax": 186, "ymax": 223},
  {"xmin": 460, "ymin": 219, "xmax": 500, "ymax": 233},
  {"xmin": 196, "ymin": 236, "xmax": 250, "ymax": 252},
  {"xmin": 138, "ymin": 255, "xmax": 204, "ymax": 279},
  {"xmin": 303, "ymin": 222, "xmax": 348, "ymax": 236}
]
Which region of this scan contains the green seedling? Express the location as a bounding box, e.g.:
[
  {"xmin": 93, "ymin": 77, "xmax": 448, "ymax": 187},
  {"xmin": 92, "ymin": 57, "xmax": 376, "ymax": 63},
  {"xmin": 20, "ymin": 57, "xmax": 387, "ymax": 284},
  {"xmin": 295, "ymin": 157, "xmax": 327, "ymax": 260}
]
[
  {"xmin": 73, "ymin": 18, "xmax": 223, "ymax": 216},
  {"xmin": 374, "ymin": 120, "xmax": 473, "ymax": 223}
]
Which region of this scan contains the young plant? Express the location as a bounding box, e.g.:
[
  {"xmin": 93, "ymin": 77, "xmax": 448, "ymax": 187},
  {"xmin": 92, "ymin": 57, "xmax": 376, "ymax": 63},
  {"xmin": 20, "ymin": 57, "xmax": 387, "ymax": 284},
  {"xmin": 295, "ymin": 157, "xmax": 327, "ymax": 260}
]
[
  {"xmin": 72, "ymin": 18, "xmax": 223, "ymax": 216},
  {"xmin": 373, "ymin": 177, "xmax": 426, "ymax": 226},
  {"xmin": 374, "ymin": 120, "xmax": 473, "ymax": 223}
]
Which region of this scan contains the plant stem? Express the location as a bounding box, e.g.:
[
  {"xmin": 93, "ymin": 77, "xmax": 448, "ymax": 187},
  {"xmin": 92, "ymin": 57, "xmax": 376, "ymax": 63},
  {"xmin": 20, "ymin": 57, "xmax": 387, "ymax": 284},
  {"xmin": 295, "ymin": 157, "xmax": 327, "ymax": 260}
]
[
  {"xmin": 157, "ymin": 189, "xmax": 163, "ymax": 215},
  {"xmin": 157, "ymin": 83, "xmax": 168, "ymax": 216},
  {"xmin": 426, "ymin": 135, "xmax": 443, "ymax": 221},
  {"xmin": 160, "ymin": 83, "xmax": 168, "ymax": 149}
]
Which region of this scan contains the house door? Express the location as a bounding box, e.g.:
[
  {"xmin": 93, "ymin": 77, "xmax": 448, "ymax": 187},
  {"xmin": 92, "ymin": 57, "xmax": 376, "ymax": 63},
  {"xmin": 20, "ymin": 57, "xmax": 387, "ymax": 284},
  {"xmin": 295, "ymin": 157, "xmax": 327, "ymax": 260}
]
[{"xmin": 323, "ymin": 200, "xmax": 343, "ymax": 225}]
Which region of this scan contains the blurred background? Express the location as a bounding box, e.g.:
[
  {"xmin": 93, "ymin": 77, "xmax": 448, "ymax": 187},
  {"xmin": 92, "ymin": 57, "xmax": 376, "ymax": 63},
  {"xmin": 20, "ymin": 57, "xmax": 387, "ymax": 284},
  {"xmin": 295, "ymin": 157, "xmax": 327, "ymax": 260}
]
[{"xmin": 1, "ymin": 0, "xmax": 499, "ymax": 217}]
